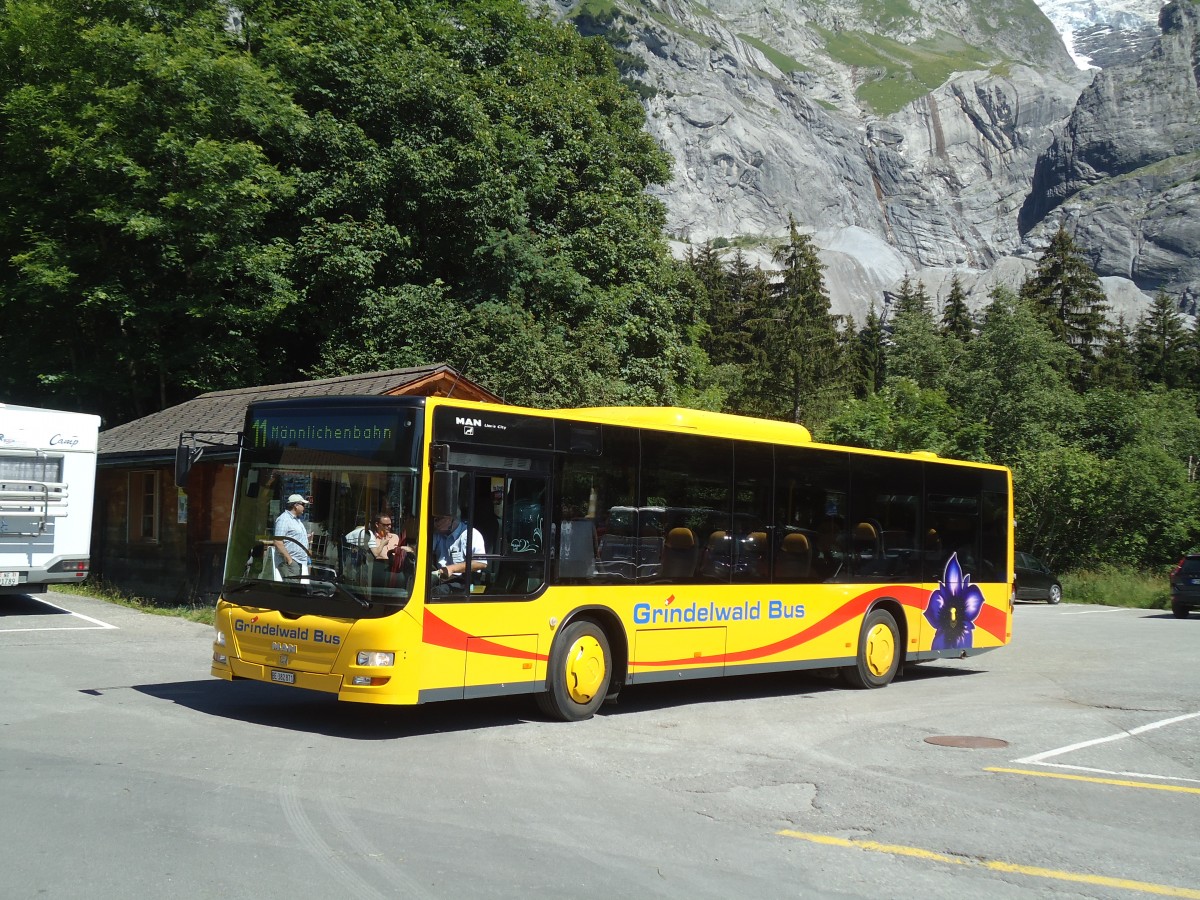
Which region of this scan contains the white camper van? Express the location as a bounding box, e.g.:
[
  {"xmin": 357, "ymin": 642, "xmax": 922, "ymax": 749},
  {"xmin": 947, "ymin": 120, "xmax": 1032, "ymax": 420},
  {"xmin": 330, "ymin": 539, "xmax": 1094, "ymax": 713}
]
[{"xmin": 0, "ymin": 403, "xmax": 101, "ymax": 595}]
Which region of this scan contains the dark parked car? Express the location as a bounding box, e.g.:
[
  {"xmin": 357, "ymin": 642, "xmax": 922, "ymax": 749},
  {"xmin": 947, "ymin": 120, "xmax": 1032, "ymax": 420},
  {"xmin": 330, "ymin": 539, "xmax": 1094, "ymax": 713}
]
[
  {"xmin": 1168, "ymin": 554, "xmax": 1200, "ymax": 618},
  {"xmin": 1014, "ymin": 551, "xmax": 1062, "ymax": 604}
]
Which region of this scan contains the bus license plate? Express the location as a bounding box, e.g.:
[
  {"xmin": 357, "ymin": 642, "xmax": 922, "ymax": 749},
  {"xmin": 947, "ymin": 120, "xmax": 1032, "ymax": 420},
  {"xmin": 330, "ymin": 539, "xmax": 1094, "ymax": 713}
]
[
  {"xmin": 0, "ymin": 572, "xmax": 18, "ymax": 587},
  {"xmin": 270, "ymin": 670, "xmax": 295, "ymax": 684}
]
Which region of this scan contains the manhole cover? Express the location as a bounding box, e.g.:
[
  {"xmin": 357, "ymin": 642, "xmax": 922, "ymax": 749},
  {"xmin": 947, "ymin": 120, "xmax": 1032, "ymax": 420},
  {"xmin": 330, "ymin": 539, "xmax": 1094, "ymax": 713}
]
[{"xmin": 924, "ymin": 735, "xmax": 1009, "ymax": 749}]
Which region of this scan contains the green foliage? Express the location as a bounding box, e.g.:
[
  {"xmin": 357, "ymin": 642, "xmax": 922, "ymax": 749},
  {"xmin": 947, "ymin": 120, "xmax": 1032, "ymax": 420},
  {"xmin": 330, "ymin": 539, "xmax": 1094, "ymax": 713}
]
[
  {"xmin": 735, "ymin": 34, "xmax": 808, "ymax": 74},
  {"xmin": 739, "ymin": 219, "xmax": 847, "ymax": 427},
  {"xmin": 820, "ymin": 379, "xmax": 965, "ymax": 456},
  {"xmin": 1, "ymin": 0, "xmax": 306, "ymax": 420},
  {"xmin": 1134, "ymin": 291, "xmax": 1191, "ymax": 387},
  {"xmin": 52, "ymin": 582, "xmax": 217, "ymax": 623},
  {"xmin": 1092, "ymin": 316, "xmax": 1140, "ymax": 390},
  {"xmin": 855, "ymin": 304, "xmax": 888, "ymax": 396},
  {"xmin": 888, "ymin": 275, "xmax": 953, "ymax": 390},
  {"xmin": 1059, "ymin": 567, "xmax": 1169, "ymax": 609},
  {"xmin": 2, "ymin": 0, "xmax": 699, "ymax": 420},
  {"xmin": 815, "ymin": 26, "xmax": 994, "ymax": 114},
  {"xmin": 956, "ymin": 286, "xmax": 1076, "ymax": 461},
  {"xmin": 1019, "ymin": 225, "xmax": 1109, "ymax": 379},
  {"xmin": 940, "ymin": 274, "xmax": 973, "ymax": 341}
]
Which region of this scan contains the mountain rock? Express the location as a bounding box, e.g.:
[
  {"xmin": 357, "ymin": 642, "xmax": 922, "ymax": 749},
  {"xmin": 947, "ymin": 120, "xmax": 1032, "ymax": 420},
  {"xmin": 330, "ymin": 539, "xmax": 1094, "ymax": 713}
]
[
  {"xmin": 1021, "ymin": 0, "xmax": 1200, "ymax": 299},
  {"xmin": 1070, "ymin": 21, "xmax": 1161, "ymax": 67},
  {"xmin": 542, "ymin": 0, "xmax": 1198, "ymax": 317}
]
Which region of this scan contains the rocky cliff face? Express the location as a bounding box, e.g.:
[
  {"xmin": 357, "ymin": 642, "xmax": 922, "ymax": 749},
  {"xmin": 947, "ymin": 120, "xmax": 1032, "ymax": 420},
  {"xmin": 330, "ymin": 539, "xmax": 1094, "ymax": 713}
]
[
  {"xmin": 544, "ymin": 0, "xmax": 1198, "ymax": 318},
  {"xmin": 1022, "ymin": 0, "xmax": 1200, "ymax": 305}
]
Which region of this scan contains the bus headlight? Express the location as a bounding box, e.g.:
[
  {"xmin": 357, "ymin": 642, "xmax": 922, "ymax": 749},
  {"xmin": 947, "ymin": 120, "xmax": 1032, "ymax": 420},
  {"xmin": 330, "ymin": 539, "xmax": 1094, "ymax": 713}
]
[
  {"xmin": 214, "ymin": 629, "xmax": 226, "ymax": 647},
  {"xmin": 356, "ymin": 651, "xmax": 395, "ymax": 667}
]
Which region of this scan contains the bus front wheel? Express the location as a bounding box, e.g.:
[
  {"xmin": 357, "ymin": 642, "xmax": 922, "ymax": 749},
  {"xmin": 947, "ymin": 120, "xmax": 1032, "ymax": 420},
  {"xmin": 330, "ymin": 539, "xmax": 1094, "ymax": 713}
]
[
  {"xmin": 842, "ymin": 608, "xmax": 900, "ymax": 689},
  {"xmin": 536, "ymin": 620, "xmax": 611, "ymax": 722}
]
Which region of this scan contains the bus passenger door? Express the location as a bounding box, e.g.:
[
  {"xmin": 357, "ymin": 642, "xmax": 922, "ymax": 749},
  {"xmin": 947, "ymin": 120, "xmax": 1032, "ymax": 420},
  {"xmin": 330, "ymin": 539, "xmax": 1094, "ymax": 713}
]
[{"xmin": 430, "ymin": 467, "xmax": 550, "ymax": 598}]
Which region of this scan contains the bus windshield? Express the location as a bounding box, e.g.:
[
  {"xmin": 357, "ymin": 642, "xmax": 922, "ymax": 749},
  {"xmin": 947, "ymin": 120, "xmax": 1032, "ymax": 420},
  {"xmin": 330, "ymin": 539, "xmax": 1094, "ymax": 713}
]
[{"xmin": 223, "ymin": 402, "xmax": 424, "ymax": 616}]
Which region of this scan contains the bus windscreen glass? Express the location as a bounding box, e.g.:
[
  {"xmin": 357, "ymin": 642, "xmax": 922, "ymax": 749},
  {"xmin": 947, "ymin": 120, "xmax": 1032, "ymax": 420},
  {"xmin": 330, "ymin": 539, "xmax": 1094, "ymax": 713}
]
[{"xmin": 224, "ymin": 406, "xmax": 424, "ymax": 615}]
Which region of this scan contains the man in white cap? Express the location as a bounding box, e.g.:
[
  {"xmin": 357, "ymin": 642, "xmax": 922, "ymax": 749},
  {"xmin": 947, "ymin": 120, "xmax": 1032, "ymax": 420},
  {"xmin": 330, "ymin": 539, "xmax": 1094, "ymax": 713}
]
[{"xmin": 273, "ymin": 494, "xmax": 311, "ymax": 580}]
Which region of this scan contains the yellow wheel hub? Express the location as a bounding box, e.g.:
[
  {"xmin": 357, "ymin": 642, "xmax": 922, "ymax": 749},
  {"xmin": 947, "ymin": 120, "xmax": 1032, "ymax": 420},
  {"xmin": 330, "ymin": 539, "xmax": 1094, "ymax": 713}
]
[
  {"xmin": 864, "ymin": 622, "xmax": 896, "ymax": 678},
  {"xmin": 565, "ymin": 635, "xmax": 606, "ymax": 704}
]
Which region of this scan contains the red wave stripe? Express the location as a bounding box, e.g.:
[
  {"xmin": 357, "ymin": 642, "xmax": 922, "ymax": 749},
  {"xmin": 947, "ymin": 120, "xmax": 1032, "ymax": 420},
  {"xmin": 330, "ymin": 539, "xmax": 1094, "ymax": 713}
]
[
  {"xmin": 421, "ymin": 584, "xmax": 1009, "ymax": 668},
  {"xmin": 975, "ymin": 603, "xmax": 1009, "ymax": 642},
  {"xmin": 422, "ymin": 607, "xmax": 548, "ymax": 662}
]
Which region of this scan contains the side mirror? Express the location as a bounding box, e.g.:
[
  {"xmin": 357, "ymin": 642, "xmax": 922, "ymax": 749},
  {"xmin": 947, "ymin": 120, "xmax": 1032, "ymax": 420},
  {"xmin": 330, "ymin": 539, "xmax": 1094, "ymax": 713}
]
[
  {"xmin": 431, "ymin": 470, "xmax": 461, "ymax": 518},
  {"xmin": 175, "ymin": 443, "xmax": 200, "ymax": 488}
]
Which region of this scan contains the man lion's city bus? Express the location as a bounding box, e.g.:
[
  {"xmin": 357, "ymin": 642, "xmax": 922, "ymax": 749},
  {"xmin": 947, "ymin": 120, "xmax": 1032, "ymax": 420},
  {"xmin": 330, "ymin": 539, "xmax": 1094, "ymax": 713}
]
[
  {"xmin": 0, "ymin": 403, "xmax": 100, "ymax": 596},
  {"xmin": 210, "ymin": 396, "xmax": 1013, "ymax": 720}
]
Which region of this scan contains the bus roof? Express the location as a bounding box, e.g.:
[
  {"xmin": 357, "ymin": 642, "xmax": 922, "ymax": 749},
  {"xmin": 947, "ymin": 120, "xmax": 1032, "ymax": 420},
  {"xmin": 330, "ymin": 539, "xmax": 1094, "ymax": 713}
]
[{"xmin": 561, "ymin": 406, "xmax": 813, "ymax": 444}]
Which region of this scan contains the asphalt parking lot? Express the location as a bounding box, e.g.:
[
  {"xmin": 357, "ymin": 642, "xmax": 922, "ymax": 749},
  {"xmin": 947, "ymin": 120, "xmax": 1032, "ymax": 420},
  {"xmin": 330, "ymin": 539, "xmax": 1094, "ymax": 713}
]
[{"xmin": 1, "ymin": 592, "xmax": 1197, "ymax": 899}]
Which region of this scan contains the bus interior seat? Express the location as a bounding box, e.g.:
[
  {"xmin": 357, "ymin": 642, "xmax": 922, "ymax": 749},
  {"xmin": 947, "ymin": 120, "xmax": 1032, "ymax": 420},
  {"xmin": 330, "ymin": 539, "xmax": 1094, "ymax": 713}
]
[
  {"xmin": 852, "ymin": 521, "xmax": 880, "ymax": 557},
  {"xmin": 736, "ymin": 531, "xmax": 769, "ymax": 578},
  {"xmin": 661, "ymin": 526, "xmax": 699, "ymax": 579},
  {"xmin": 699, "ymin": 530, "xmax": 731, "ymax": 578},
  {"xmin": 775, "ymin": 531, "xmax": 811, "ymax": 579},
  {"xmin": 597, "ymin": 524, "xmax": 637, "ymax": 581}
]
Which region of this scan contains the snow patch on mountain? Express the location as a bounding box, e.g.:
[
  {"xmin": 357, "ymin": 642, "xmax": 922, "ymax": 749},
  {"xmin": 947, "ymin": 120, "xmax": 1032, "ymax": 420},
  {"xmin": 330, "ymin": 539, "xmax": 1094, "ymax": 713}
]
[{"xmin": 1035, "ymin": 0, "xmax": 1166, "ymax": 67}]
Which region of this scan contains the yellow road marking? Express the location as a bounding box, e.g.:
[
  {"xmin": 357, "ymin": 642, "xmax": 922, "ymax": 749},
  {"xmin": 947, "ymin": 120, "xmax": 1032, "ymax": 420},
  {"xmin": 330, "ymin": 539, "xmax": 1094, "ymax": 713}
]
[
  {"xmin": 777, "ymin": 830, "xmax": 1200, "ymax": 898},
  {"xmin": 986, "ymin": 767, "xmax": 1200, "ymax": 795}
]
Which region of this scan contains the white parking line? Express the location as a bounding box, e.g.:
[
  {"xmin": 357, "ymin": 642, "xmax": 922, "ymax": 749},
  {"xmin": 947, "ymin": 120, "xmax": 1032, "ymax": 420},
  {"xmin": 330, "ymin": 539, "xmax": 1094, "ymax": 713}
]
[
  {"xmin": 0, "ymin": 595, "xmax": 118, "ymax": 633},
  {"xmin": 1059, "ymin": 607, "xmax": 1130, "ymax": 615},
  {"xmin": 1013, "ymin": 711, "xmax": 1200, "ymax": 784}
]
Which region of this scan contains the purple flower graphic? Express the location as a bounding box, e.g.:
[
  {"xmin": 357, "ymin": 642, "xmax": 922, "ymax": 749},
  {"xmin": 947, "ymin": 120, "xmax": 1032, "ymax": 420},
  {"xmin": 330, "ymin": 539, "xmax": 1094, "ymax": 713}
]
[{"xmin": 924, "ymin": 553, "xmax": 986, "ymax": 650}]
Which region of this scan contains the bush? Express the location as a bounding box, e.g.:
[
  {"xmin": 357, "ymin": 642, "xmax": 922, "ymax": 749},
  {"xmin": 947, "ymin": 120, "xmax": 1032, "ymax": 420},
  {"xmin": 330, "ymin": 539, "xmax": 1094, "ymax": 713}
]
[
  {"xmin": 1060, "ymin": 566, "xmax": 1169, "ymax": 609},
  {"xmin": 52, "ymin": 581, "xmax": 216, "ymax": 625}
]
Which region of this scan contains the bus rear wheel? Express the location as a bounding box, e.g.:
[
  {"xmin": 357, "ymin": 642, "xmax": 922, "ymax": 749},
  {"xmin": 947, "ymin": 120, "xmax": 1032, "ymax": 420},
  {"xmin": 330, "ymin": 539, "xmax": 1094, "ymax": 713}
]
[
  {"xmin": 842, "ymin": 608, "xmax": 900, "ymax": 689},
  {"xmin": 536, "ymin": 620, "xmax": 611, "ymax": 721}
]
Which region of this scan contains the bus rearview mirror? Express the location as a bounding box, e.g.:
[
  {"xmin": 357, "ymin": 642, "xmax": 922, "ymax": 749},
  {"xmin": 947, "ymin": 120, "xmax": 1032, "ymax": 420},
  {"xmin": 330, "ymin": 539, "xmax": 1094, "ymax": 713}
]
[
  {"xmin": 175, "ymin": 444, "xmax": 199, "ymax": 488},
  {"xmin": 432, "ymin": 470, "xmax": 460, "ymax": 518}
]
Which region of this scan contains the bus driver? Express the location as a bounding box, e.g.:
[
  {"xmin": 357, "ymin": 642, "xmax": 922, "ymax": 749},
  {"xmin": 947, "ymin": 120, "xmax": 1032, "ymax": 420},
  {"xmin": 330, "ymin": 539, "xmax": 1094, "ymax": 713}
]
[{"xmin": 431, "ymin": 514, "xmax": 487, "ymax": 592}]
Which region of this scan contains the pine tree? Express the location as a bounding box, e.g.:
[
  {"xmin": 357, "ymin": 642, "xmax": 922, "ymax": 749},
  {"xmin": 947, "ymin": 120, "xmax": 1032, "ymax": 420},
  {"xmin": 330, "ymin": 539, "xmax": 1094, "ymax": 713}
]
[
  {"xmin": 716, "ymin": 250, "xmax": 768, "ymax": 367},
  {"xmin": 1180, "ymin": 318, "xmax": 1200, "ymax": 387},
  {"xmin": 1092, "ymin": 316, "xmax": 1139, "ymax": 391},
  {"xmin": 889, "ymin": 273, "xmax": 931, "ymax": 321},
  {"xmin": 1019, "ymin": 225, "xmax": 1110, "ymax": 365},
  {"xmin": 1133, "ymin": 291, "xmax": 1189, "ymax": 388},
  {"xmin": 941, "ymin": 274, "xmax": 974, "ymax": 341},
  {"xmin": 888, "ymin": 280, "xmax": 949, "ymax": 390},
  {"xmin": 742, "ymin": 216, "xmax": 843, "ymax": 425},
  {"xmin": 838, "ymin": 314, "xmax": 868, "ymax": 399},
  {"xmin": 857, "ymin": 303, "xmax": 888, "ymax": 396}
]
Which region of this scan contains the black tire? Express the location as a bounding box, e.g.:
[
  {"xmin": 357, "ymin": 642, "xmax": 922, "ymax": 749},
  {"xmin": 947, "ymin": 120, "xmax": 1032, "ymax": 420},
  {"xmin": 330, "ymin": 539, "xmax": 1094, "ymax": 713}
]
[
  {"xmin": 536, "ymin": 619, "xmax": 612, "ymax": 721},
  {"xmin": 1047, "ymin": 583, "xmax": 1062, "ymax": 605},
  {"xmin": 842, "ymin": 608, "xmax": 901, "ymax": 689},
  {"xmin": 1172, "ymin": 601, "xmax": 1191, "ymax": 619}
]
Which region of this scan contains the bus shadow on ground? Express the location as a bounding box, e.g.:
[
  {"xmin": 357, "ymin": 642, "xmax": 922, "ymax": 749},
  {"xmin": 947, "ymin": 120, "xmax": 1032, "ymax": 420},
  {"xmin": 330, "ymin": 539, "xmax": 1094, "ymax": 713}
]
[
  {"xmin": 605, "ymin": 663, "xmax": 981, "ymax": 716},
  {"xmin": 132, "ymin": 664, "xmax": 981, "ymax": 739},
  {"xmin": 132, "ymin": 679, "xmax": 535, "ymax": 739},
  {"xmin": 0, "ymin": 594, "xmax": 73, "ymax": 617}
]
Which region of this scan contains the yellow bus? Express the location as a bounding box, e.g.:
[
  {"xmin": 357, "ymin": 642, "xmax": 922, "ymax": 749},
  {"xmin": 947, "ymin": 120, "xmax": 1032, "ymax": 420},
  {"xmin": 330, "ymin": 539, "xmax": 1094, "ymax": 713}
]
[{"xmin": 210, "ymin": 396, "xmax": 1013, "ymax": 720}]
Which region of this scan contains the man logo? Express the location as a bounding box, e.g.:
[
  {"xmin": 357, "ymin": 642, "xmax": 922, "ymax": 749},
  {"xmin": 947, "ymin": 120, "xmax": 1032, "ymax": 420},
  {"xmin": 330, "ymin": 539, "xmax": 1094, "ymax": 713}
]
[{"xmin": 455, "ymin": 417, "xmax": 483, "ymax": 427}]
